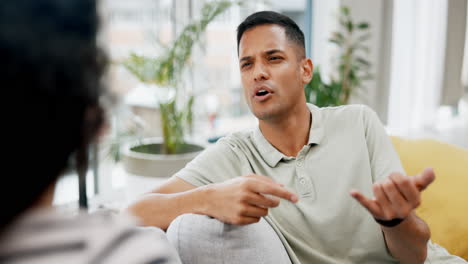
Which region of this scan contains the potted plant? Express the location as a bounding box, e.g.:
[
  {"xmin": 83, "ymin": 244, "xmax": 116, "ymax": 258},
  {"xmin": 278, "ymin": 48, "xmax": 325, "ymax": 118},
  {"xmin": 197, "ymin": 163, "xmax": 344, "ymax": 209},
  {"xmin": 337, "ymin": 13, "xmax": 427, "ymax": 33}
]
[
  {"xmin": 305, "ymin": 6, "xmax": 372, "ymax": 107},
  {"xmin": 119, "ymin": 0, "xmax": 240, "ymax": 181}
]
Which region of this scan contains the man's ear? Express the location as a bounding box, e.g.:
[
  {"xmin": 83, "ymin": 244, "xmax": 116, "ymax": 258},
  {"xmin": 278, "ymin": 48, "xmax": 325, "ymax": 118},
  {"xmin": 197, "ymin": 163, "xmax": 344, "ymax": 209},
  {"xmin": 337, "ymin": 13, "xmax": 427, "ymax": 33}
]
[{"xmin": 301, "ymin": 58, "xmax": 313, "ymax": 84}]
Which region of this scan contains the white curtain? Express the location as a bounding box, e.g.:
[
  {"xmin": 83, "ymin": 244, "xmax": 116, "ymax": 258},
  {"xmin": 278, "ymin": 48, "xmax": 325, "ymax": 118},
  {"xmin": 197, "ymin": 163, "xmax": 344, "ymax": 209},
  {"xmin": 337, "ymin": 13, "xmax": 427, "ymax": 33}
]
[
  {"xmin": 463, "ymin": 2, "xmax": 468, "ymax": 90},
  {"xmin": 387, "ymin": 0, "xmax": 448, "ymax": 132},
  {"xmin": 311, "ymin": 0, "xmax": 341, "ymax": 84}
]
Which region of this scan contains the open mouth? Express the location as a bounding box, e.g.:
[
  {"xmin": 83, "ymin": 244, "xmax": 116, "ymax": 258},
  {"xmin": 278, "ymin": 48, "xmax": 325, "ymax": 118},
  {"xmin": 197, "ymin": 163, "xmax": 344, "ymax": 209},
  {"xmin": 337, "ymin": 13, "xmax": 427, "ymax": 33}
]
[
  {"xmin": 256, "ymin": 89, "xmax": 270, "ymax": 96},
  {"xmin": 253, "ymin": 88, "xmax": 273, "ymax": 102}
]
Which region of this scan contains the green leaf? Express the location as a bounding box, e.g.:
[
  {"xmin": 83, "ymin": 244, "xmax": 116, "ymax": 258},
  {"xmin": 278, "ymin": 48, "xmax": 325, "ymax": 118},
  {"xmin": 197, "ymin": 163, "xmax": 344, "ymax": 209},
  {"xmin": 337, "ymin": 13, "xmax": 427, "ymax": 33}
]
[
  {"xmin": 329, "ymin": 32, "xmax": 344, "ymax": 45},
  {"xmin": 357, "ymin": 22, "xmax": 369, "ymax": 29},
  {"xmin": 332, "ymin": 32, "xmax": 344, "ymax": 41},
  {"xmin": 329, "ymin": 39, "xmax": 342, "ymax": 46},
  {"xmin": 355, "ymin": 57, "xmax": 371, "ymax": 66},
  {"xmin": 341, "ymin": 6, "xmax": 350, "ymax": 16},
  {"xmin": 339, "ymin": 18, "xmax": 349, "ymax": 28},
  {"xmin": 347, "ymin": 21, "xmax": 354, "ymax": 33}
]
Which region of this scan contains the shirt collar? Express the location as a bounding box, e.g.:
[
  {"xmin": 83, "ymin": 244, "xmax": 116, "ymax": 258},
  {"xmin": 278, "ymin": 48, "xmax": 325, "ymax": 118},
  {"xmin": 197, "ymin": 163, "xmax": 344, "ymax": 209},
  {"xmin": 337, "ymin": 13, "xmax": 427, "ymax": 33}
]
[
  {"xmin": 253, "ymin": 126, "xmax": 284, "ymax": 167},
  {"xmin": 307, "ymin": 103, "xmax": 324, "ymax": 145},
  {"xmin": 253, "ymin": 103, "xmax": 324, "ymax": 167}
]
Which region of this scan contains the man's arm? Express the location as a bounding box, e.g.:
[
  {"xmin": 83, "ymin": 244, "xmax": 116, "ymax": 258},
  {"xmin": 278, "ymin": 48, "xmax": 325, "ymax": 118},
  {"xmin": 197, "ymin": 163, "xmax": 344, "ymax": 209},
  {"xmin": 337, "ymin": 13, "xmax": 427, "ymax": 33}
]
[
  {"xmin": 125, "ymin": 174, "xmax": 298, "ymax": 230},
  {"xmin": 125, "ymin": 177, "xmax": 206, "ymax": 230},
  {"xmin": 381, "ymin": 212, "xmax": 430, "ymax": 263},
  {"xmin": 351, "ymin": 168, "xmax": 435, "ymax": 264}
]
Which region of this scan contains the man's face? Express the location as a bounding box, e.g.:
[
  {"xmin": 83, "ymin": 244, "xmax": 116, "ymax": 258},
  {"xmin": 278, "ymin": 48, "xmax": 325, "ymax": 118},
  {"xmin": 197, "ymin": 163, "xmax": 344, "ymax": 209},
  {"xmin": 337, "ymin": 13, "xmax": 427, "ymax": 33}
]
[{"xmin": 238, "ymin": 24, "xmax": 312, "ymax": 121}]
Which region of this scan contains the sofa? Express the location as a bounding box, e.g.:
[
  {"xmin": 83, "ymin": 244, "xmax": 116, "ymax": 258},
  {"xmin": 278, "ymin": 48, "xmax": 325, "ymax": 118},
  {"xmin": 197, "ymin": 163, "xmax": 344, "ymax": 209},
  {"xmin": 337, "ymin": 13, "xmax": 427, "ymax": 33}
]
[
  {"xmin": 166, "ymin": 136, "xmax": 468, "ymax": 263},
  {"xmin": 390, "ymin": 136, "xmax": 468, "ymax": 261}
]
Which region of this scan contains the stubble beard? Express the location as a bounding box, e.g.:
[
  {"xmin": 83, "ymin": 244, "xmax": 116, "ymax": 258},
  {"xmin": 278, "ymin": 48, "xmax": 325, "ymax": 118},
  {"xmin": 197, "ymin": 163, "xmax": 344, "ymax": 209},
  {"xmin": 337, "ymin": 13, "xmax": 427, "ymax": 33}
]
[{"xmin": 250, "ymin": 100, "xmax": 288, "ymax": 121}]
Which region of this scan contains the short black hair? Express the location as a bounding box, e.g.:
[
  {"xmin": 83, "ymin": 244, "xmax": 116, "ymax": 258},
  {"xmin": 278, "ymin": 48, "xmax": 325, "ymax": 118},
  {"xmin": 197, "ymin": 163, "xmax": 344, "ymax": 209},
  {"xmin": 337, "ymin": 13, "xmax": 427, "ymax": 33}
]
[
  {"xmin": 237, "ymin": 11, "xmax": 305, "ymax": 58},
  {"xmin": 1, "ymin": 0, "xmax": 106, "ymax": 230}
]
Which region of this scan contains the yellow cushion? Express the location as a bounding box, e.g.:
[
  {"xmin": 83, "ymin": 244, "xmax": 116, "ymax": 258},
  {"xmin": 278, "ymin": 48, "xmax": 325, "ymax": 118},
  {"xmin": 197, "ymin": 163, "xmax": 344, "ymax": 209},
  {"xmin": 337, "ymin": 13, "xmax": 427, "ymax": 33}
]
[{"xmin": 391, "ymin": 136, "xmax": 468, "ymax": 260}]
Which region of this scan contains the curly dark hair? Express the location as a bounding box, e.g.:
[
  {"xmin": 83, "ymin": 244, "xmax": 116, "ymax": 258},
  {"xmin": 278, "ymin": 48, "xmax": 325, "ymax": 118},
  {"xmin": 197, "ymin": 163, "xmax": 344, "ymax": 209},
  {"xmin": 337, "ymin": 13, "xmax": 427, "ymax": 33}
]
[{"xmin": 1, "ymin": 0, "xmax": 107, "ymax": 230}]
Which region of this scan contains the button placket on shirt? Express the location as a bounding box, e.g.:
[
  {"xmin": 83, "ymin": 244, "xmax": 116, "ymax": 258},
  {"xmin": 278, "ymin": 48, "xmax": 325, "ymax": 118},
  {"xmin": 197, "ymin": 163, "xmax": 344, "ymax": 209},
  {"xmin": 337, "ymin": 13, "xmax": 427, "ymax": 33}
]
[{"xmin": 295, "ymin": 146, "xmax": 315, "ymax": 199}]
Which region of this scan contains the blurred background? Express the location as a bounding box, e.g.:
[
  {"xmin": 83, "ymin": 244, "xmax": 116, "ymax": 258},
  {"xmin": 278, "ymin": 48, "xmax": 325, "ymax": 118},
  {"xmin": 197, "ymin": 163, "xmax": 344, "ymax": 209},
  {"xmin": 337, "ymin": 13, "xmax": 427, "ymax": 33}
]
[{"xmin": 53, "ymin": 0, "xmax": 468, "ymax": 211}]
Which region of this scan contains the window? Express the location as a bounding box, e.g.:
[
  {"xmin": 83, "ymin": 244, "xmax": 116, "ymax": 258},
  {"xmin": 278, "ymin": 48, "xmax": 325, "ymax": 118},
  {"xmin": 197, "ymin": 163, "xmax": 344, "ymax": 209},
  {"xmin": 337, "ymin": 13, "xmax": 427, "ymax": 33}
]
[{"xmin": 53, "ymin": 0, "xmax": 313, "ymax": 207}]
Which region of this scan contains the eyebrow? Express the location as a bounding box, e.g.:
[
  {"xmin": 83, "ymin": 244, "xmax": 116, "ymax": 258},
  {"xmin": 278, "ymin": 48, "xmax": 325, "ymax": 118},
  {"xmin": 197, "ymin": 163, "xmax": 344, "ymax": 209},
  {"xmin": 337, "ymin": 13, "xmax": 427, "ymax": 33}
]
[
  {"xmin": 265, "ymin": 49, "xmax": 284, "ymax": 55},
  {"xmin": 239, "ymin": 49, "xmax": 285, "ymax": 63},
  {"xmin": 239, "ymin": 56, "xmax": 251, "ymax": 63}
]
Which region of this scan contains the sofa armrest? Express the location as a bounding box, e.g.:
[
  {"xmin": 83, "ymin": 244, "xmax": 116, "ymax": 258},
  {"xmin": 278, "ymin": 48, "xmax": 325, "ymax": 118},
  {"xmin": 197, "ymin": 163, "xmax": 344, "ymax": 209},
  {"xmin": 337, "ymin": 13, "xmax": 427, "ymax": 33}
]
[{"xmin": 166, "ymin": 214, "xmax": 292, "ymax": 264}]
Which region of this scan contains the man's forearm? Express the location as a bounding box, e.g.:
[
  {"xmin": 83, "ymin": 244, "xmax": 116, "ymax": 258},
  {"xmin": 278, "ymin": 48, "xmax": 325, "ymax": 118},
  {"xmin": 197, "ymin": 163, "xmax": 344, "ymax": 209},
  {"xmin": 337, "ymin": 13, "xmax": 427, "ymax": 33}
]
[
  {"xmin": 125, "ymin": 186, "xmax": 210, "ymax": 230},
  {"xmin": 382, "ymin": 212, "xmax": 430, "ymax": 264}
]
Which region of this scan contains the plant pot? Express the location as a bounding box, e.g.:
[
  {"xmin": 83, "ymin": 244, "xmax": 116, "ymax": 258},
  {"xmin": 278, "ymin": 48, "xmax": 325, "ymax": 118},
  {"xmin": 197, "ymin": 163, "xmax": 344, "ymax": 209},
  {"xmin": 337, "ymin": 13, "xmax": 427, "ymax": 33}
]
[
  {"xmin": 121, "ymin": 138, "xmax": 204, "ymax": 201},
  {"xmin": 122, "ymin": 137, "xmax": 204, "ymax": 178}
]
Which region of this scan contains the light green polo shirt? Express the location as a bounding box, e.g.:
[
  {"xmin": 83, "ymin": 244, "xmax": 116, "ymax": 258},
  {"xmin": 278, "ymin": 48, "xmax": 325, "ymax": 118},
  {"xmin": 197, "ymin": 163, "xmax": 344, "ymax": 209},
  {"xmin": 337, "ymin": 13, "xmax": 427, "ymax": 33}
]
[{"xmin": 176, "ymin": 104, "xmax": 404, "ymax": 263}]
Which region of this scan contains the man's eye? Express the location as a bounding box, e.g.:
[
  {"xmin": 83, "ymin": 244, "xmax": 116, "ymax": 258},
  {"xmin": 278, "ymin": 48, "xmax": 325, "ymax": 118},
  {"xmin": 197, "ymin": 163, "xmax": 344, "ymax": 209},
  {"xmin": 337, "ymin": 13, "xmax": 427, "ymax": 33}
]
[
  {"xmin": 269, "ymin": 56, "xmax": 281, "ymax": 61},
  {"xmin": 242, "ymin": 62, "xmax": 252, "ymax": 68}
]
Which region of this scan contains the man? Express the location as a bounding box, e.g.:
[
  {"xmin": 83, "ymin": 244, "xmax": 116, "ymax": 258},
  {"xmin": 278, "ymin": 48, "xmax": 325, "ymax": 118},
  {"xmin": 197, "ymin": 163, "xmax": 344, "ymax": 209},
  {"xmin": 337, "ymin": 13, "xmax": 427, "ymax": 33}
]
[
  {"xmin": 127, "ymin": 11, "xmax": 456, "ymax": 264},
  {"xmin": 0, "ymin": 0, "xmax": 180, "ymax": 263}
]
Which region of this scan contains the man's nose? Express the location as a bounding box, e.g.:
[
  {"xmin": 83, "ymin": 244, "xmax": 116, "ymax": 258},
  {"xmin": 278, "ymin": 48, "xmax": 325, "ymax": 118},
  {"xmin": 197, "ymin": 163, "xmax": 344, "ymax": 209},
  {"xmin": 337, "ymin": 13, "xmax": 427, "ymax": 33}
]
[{"xmin": 253, "ymin": 63, "xmax": 269, "ymax": 82}]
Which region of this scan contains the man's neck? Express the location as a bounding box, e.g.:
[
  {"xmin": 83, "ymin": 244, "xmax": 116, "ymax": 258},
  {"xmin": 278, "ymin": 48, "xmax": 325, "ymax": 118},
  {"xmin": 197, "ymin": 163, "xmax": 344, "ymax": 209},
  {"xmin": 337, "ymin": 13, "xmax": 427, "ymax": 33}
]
[{"xmin": 259, "ymin": 103, "xmax": 311, "ymax": 157}]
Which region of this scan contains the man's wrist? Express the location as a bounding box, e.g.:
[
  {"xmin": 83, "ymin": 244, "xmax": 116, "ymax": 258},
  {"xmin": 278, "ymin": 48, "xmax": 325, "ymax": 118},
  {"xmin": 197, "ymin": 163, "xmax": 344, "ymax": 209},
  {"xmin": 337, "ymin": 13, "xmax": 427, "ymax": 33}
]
[
  {"xmin": 196, "ymin": 184, "xmax": 215, "ymax": 215},
  {"xmin": 375, "ymin": 217, "xmax": 405, "ymax": 227}
]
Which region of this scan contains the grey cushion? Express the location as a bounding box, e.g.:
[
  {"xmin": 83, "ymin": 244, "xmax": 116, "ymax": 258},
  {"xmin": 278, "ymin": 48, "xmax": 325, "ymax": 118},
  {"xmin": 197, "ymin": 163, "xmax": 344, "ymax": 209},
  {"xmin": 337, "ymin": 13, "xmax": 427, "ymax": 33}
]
[{"xmin": 166, "ymin": 214, "xmax": 292, "ymax": 264}]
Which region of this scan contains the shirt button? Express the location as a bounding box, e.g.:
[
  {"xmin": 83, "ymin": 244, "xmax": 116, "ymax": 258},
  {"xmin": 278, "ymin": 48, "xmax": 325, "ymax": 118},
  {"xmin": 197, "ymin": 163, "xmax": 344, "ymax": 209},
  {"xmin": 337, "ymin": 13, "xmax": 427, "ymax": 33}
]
[
  {"xmin": 300, "ymin": 178, "xmax": 306, "ymax": 185},
  {"xmin": 297, "ymin": 161, "xmax": 303, "ymax": 167}
]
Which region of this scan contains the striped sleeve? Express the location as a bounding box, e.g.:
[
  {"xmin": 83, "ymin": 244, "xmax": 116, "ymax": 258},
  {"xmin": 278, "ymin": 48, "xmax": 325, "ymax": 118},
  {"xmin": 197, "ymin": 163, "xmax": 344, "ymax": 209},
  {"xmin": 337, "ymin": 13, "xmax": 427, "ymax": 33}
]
[
  {"xmin": 87, "ymin": 214, "xmax": 182, "ymax": 264},
  {"xmin": 0, "ymin": 210, "xmax": 181, "ymax": 264}
]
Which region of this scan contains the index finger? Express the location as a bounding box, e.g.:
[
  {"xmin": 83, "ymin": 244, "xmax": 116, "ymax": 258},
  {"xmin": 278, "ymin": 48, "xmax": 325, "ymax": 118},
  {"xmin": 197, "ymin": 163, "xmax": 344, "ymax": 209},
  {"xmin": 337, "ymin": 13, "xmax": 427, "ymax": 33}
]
[
  {"xmin": 245, "ymin": 174, "xmax": 280, "ymax": 185},
  {"xmin": 350, "ymin": 189, "xmax": 384, "ymax": 219},
  {"xmin": 249, "ymin": 180, "xmax": 298, "ymax": 203}
]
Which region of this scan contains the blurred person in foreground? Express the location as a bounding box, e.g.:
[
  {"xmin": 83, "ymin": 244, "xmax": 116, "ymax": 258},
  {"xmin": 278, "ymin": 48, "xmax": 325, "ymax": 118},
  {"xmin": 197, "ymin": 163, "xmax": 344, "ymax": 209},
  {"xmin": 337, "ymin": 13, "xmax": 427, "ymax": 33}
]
[{"xmin": 0, "ymin": 0, "xmax": 180, "ymax": 263}]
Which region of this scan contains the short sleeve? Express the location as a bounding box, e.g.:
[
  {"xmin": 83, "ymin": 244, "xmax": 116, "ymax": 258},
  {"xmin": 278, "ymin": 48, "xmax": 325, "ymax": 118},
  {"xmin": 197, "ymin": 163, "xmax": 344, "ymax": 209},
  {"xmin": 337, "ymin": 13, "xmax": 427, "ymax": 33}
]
[
  {"xmin": 361, "ymin": 105, "xmax": 405, "ymax": 182},
  {"xmin": 175, "ymin": 137, "xmax": 245, "ymax": 187},
  {"xmin": 425, "ymin": 240, "xmax": 468, "ymax": 263}
]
